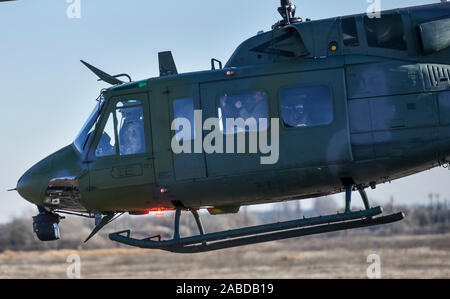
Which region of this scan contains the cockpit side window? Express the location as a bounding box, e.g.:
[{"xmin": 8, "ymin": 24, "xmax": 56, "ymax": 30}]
[
  {"xmin": 342, "ymin": 17, "xmax": 359, "ymax": 47},
  {"xmin": 95, "ymin": 100, "xmax": 146, "ymax": 157},
  {"xmin": 364, "ymin": 13, "xmax": 407, "ymax": 51},
  {"xmin": 116, "ymin": 100, "xmax": 146, "ymax": 156}
]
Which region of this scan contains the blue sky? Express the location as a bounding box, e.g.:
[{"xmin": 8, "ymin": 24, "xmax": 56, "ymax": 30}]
[{"xmin": 0, "ymin": 0, "xmax": 445, "ymax": 222}]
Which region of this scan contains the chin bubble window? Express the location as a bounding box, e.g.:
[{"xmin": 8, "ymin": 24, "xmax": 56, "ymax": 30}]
[{"xmin": 280, "ymin": 85, "xmax": 333, "ymax": 128}]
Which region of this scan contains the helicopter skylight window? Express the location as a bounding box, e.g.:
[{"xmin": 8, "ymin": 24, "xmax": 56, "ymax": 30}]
[
  {"xmin": 280, "ymin": 85, "xmax": 333, "ymax": 128},
  {"xmin": 364, "ymin": 13, "xmax": 407, "ymax": 51},
  {"xmin": 342, "ymin": 17, "xmax": 359, "ymax": 47},
  {"xmin": 217, "ymin": 91, "xmax": 269, "ymax": 134},
  {"xmin": 74, "ymin": 97, "xmax": 105, "ymax": 153},
  {"xmin": 173, "ymin": 98, "xmax": 195, "ymax": 141}
]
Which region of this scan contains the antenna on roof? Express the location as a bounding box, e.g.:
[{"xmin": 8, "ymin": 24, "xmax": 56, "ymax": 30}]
[
  {"xmin": 158, "ymin": 51, "xmax": 178, "ymax": 77},
  {"xmin": 273, "ymin": 0, "xmax": 302, "ymax": 29}
]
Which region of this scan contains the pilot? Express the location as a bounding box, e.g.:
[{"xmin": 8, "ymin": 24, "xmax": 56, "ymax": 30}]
[
  {"xmin": 96, "ymin": 132, "xmax": 115, "ymax": 157},
  {"xmin": 119, "ymin": 104, "xmax": 146, "ymax": 155}
]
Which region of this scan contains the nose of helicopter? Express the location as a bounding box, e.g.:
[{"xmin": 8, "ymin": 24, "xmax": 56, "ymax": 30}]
[
  {"xmin": 16, "ymin": 170, "xmax": 45, "ymax": 205},
  {"xmin": 15, "ymin": 145, "xmax": 85, "ymax": 206},
  {"xmin": 16, "ymin": 155, "xmax": 54, "ymax": 205}
]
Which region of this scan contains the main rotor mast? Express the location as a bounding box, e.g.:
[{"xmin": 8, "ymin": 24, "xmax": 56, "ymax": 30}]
[{"xmin": 273, "ymin": 0, "xmax": 302, "ymax": 29}]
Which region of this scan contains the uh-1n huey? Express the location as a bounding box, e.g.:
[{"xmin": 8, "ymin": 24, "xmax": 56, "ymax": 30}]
[{"xmin": 11, "ymin": 0, "xmax": 450, "ymax": 253}]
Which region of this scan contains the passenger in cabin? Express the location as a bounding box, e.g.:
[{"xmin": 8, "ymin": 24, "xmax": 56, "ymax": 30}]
[
  {"xmin": 219, "ymin": 94, "xmax": 239, "ymax": 119},
  {"xmin": 282, "ymin": 102, "xmax": 311, "ymax": 128},
  {"xmin": 118, "ymin": 105, "xmax": 146, "ymax": 155},
  {"xmin": 219, "ymin": 91, "xmax": 269, "ymax": 132},
  {"xmin": 235, "ymin": 91, "xmax": 269, "ymax": 131},
  {"xmin": 237, "ymin": 91, "xmax": 268, "ymax": 121},
  {"xmin": 219, "ymin": 94, "xmax": 239, "ymax": 133},
  {"xmin": 292, "ymin": 103, "xmax": 310, "ymax": 127}
]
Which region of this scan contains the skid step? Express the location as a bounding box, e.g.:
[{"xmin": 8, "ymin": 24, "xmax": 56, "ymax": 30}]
[{"xmin": 109, "ymin": 207, "xmax": 404, "ymax": 253}]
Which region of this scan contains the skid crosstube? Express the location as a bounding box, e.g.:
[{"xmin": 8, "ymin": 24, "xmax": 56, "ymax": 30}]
[{"xmin": 109, "ymin": 207, "xmax": 405, "ymax": 254}]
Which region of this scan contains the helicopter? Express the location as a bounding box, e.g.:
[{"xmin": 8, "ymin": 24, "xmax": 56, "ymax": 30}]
[{"xmin": 10, "ymin": 0, "xmax": 450, "ymax": 253}]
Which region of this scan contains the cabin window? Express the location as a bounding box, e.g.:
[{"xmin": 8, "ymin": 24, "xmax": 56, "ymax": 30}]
[
  {"xmin": 217, "ymin": 91, "xmax": 269, "ymax": 134},
  {"xmin": 173, "ymin": 98, "xmax": 195, "ymax": 141},
  {"xmin": 95, "ymin": 100, "xmax": 146, "ymax": 157},
  {"xmin": 342, "ymin": 17, "xmax": 359, "ymax": 47},
  {"xmin": 364, "ymin": 13, "xmax": 407, "ymax": 51},
  {"xmin": 280, "ymin": 85, "xmax": 333, "ymax": 128}
]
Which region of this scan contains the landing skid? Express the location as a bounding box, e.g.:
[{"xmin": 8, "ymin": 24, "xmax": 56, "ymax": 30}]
[
  {"xmin": 109, "ymin": 207, "xmax": 404, "ymax": 253},
  {"xmin": 108, "ymin": 186, "xmax": 404, "ymax": 253}
]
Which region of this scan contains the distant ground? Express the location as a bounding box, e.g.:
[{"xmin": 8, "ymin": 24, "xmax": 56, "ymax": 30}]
[{"xmin": 1, "ymin": 233, "xmax": 450, "ymax": 279}]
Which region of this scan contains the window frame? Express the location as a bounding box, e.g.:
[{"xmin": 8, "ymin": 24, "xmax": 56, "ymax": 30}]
[{"xmin": 277, "ymin": 83, "xmax": 335, "ymax": 130}]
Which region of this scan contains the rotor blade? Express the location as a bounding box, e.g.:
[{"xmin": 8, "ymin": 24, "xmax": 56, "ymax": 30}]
[
  {"xmin": 84, "ymin": 213, "xmax": 116, "ymax": 243},
  {"xmin": 80, "ymin": 60, "xmax": 124, "ymax": 85}
]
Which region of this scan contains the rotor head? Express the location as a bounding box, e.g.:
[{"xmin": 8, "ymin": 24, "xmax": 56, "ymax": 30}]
[{"xmin": 273, "ymin": 0, "xmax": 302, "ymax": 29}]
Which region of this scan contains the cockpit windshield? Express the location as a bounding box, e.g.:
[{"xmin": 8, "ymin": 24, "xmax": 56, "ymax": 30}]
[{"xmin": 73, "ymin": 96, "xmax": 106, "ymax": 153}]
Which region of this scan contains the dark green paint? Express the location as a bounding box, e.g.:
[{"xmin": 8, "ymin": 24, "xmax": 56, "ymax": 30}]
[{"xmin": 17, "ymin": 2, "xmax": 450, "ymax": 219}]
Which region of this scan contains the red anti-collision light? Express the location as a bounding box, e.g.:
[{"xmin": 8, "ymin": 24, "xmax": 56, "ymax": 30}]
[{"xmin": 148, "ymin": 207, "xmax": 175, "ymax": 216}]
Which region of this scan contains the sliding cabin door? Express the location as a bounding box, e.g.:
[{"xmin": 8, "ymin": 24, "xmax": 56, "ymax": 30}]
[
  {"xmin": 200, "ymin": 68, "xmax": 353, "ymax": 177},
  {"xmin": 271, "ymin": 68, "xmax": 353, "ymax": 169}
]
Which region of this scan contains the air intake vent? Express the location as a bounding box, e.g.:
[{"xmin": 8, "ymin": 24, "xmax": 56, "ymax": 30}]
[{"xmin": 422, "ymin": 64, "xmax": 450, "ymax": 88}]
